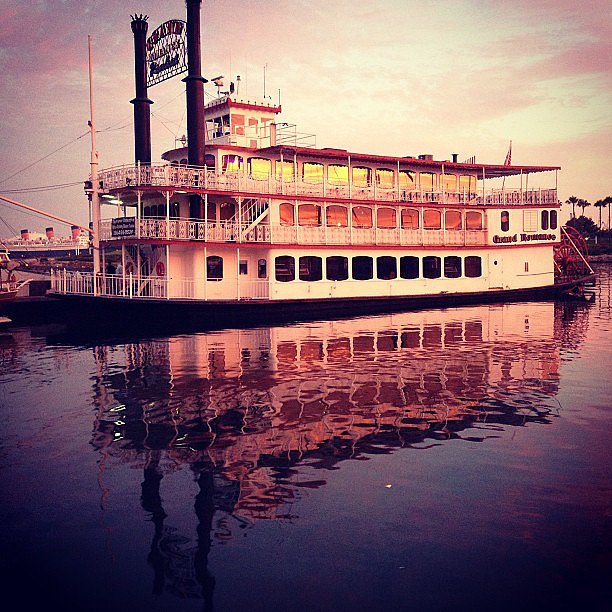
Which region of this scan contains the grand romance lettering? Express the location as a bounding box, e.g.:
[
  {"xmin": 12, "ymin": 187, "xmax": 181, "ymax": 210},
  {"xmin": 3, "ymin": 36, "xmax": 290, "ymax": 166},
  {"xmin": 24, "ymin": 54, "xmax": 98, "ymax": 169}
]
[
  {"xmin": 493, "ymin": 233, "xmax": 556, "ymax": 244},
  {"xmin": 146, "ymin": 19, "xmax": 187, "ymax": 87}
]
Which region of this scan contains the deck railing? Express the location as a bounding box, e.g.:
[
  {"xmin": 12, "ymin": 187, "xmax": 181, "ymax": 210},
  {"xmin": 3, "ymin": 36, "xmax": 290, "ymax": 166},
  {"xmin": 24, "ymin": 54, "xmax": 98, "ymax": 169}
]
[
  {"xmin": 97, "ymin": 163, "xmax": 557, "ymax": 206},
  {"xmin": 100, "ymin": 217, "xmax": 488, "ymax": 247},
  {"xmin": 51, "ymin": 270, "xmax": 271, "ymax": 301}
]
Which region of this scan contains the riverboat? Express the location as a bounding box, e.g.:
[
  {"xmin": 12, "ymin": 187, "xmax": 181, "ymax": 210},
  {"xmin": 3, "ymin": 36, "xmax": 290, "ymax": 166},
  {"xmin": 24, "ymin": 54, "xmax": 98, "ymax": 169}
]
[{"xmin": 49, "ymin": 1, "xmax": 594, "ymax": 328}]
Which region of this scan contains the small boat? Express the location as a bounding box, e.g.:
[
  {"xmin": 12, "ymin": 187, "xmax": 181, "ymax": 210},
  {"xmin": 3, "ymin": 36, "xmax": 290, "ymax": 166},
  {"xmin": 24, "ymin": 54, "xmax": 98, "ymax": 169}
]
[{"xmin": 0, "ymin": 247, "xmax": 30, "ymax": 310}]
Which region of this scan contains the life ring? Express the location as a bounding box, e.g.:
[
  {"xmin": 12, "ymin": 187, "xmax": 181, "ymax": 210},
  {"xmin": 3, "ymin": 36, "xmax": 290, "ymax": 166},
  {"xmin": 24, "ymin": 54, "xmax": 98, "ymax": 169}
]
[{"xmin": 156, "ymin": 261, "xmax": 165, "ymax": 276}]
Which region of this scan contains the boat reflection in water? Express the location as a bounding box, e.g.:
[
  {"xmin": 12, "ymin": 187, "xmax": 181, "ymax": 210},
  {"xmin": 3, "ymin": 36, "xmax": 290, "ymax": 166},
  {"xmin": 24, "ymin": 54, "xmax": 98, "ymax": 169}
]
[{"xmin": 87, "ymin": 300, "xmax": 586, "ymax": 603}]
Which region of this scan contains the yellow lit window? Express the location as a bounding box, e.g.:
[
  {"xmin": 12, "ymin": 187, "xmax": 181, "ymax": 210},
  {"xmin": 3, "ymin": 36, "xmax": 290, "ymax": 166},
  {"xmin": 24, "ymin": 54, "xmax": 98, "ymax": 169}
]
[
  {"xmin": 352, "ymin": 166, "xmax": 371, "ymax": 188},
  {"xmin": 303, "ymin": 162, "xmax": 324, "ymax": 184}
]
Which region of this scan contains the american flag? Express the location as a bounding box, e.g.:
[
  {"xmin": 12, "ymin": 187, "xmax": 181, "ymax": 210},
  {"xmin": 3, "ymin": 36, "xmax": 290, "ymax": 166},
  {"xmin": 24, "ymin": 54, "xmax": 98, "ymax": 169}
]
[{"xmin": 504, "ymin": 141, "xmax": 512, "ymax": 165}]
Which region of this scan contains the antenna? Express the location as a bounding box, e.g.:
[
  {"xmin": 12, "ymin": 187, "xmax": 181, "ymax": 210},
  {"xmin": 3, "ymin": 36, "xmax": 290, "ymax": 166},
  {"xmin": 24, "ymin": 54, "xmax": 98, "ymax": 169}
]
[
  {"xmin": 263, "ymin": 63, "xmax": 267, "ymax": 99},
  {"xmin": 211, "ymin": 75, "xmax": 224, "ymax": 97}
]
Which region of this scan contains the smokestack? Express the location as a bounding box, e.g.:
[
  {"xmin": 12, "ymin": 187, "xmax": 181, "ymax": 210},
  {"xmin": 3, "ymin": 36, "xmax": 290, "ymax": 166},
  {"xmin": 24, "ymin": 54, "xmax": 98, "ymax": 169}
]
[
  {"xmin": 21, "ymin": 229, "xmax": 30, "ymax": 241},
  {"xmin": 131, "ymin": 14, "xmax": 153, "ymax": 164},
  {"xmin": 184, "ymin": 0, "xmax": 207, "ymax": 218},
  {"xmin": 46, "ymin": 227, "xmax": 54, "ymax": 239},
  {"xmin": 71, "ymin": 225, "xmax": 80, "ymax": 239},
  {"xmin": 452, "ymin": 153, "xmax": 458, "ymax": 163}
]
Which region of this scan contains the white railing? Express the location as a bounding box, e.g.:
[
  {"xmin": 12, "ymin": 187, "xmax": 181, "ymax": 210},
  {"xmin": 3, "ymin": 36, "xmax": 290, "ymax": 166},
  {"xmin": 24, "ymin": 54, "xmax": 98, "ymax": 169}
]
[
  {"xmin": 100, "ymin": 217, "xmax": 489, "ymax": 247},
  {"xmin": 97, "ymin": 163, "xmax": 557, "ymax": 206},
  {"xmin": 50, "ymin": 270, "xmax": 271, "ymax": 301}
]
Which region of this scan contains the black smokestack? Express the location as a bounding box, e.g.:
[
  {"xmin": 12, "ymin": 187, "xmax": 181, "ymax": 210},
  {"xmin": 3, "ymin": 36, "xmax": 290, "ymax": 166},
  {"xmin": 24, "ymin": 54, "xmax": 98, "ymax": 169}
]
[
  {"xmin": 131, "ymin": 14, "xmax": 153, "ymax": 164},
  {"xmin": 184, "ymin": 0, "xmax": 207, "ymax": 218}
]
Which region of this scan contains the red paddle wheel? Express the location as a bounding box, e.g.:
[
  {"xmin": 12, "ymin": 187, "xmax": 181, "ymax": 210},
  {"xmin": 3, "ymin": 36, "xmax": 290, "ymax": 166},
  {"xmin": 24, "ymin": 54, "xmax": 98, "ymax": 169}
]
[{"xmin": 554, "ymin": 226, "xmax": 591, "ymax": 280}]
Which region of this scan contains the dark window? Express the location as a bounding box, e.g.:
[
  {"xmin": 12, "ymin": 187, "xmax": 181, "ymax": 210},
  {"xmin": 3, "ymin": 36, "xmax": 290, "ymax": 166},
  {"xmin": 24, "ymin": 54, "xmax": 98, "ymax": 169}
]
[
  {"xmin": 541, "ymin": 210, "xmax": 549, "ymax": 230},
  {"xmin": 258, "ymin": 259, "xmax": 267, "ymax": 279},
  {"xmin": 465, "ymin": 256, "xmax": 482, "ymax": 278},
  {"xmin": 377, "ymin": 256, "xmax": 397, "ymax": 280},
  {"xmin": 205, "ymin": 154, "xmax": 215, "ymax": 170},
  {"xmin": 207, "ymin": 256, "xmax": 223, "ymax": 281},
  {"xmin": 299, "ymin": 256, "xmax": 323, "ymax": 281},
  {"xmin": 239, "ymin": 260, "xmax": 248, "ymax": 275},
  {"xmin": 501, "ymin": 210, "xmax": 510, "ymax": 232},
  {"xmin": 326, "ymin": 256, "xmax": 348, "ymax": 281},
  {"xmin": 400, "ymin": 256, "xmax": 419, "ymax": 279},
  {"xmin": 275, "ymin": 256, "xmax": 295, "ymax": 282},
  {"xmin": 423, "ymin": 256, "xmax": 441, "ymax": 279},
  {"xmin": 352, "ymin": 256, "xmax": 373, "ymax": 280},
  {"xmin": 170, "ymin": 202, "xmax": 180, "ymax": 217},
  {"xmin": 550, "ymin": 210, "xmax": 558, "ymax": 229},
  {"xmin": 444, "ymin": 256, "xmax": 462, "ymax": 278}
]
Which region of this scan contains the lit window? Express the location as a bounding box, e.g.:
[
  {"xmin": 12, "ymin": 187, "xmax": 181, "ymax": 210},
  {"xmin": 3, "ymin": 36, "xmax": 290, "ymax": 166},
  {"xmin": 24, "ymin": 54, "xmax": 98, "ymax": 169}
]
[
  {"xmin": 445, "ymin": 210, "xmax": 462, "ymax": 230},
  {"xmin": 326, "ymin": 256, "xmax": 348, "ymax": 281},
  {"xmin": 376, "ymin": 168, "xmax": 394, "ymax": 189},
  {"xmin": 423, "ymin": 209, "xmax": 441, "ymax": 229},
  {"xmin": 328, "ymin": 164, "xmax": 349, "ymax": 185},
  {"xmin": 275, "ymin": 256, "xmax": 295, "ymax": 282},
  {"xmin": 299, "ymin": 256, "xmax": 323, "ymax": 281},
  {"xmin": 207, "ymin": 256, "xmax": 223, "ymax": 281},
  {"xmin": 377, "ymin": 256, "xmax": 397, "ymax": 280},
  {"xmin": 248, "ymin": 157, "xmax": 271, "ymax": 180},
  {"xmin": 352, "ymin": 256, "xmax": 373, "ymax": 280},
  {"xmin": 326, "ymin": 205, "xmax": 348, "ymax": 227},
  {"xmin": 465, "ymin": 256, "xmax": 482, "ymax": 278},
  {"xmin": 298, "ymin": 203, "xmax": 322, "ymax": 226},
  {"xmin": 352, "ymin": 206, "xmax": 373, "ymax": 228},
  {"xmin": 377, "ymin": 207, "xmax": 397, "ymax": 229},
  {"xmin": 276, "ymin": 160, "xmax": 294, "ymax": 181},
  {"xmin": 222, "ymin": 155, "xmax": 243, "ymax": 173},
  {"xmin": 352, "ymin": 166, "xmax": 371, "ymax": 188},
  {"xmin": 302, "ymin": 162, "xmax": 323, "ymax": 184},
  {"xmin": 442, "ymin": 173, "xmax": 456, "ymax": 192},
  {"xmin": 465, "ymin": 211, "xmax": 482, "ymax": 230},
  {"xmin": 399, "ymin": 170, "xmax": 416, "ymax": 190},
  {"xmin": 400, "ymin": 256, "xmax": 419, "ymax": 279},
  {"xmin": 279, "ymin": 203, "xmax": 294, "ymax": 226},
  {"xmin": 459, "ymin": 175, "xmax": 475, "ymax": 194},
  {"xmin": 401, "ymin": 208, "xmax": 420, "ymax": 229},
  {"xmin": 444, "ymin": 256, "xmax": 462, "ymax": 278},
  {"xmin": 419, "ymin": 172, "xmax": 436, "ymax": 191}
]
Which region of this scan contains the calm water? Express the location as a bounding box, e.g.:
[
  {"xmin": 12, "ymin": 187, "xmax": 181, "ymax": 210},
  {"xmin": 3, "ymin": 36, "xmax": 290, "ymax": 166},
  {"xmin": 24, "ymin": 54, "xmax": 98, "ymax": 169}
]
[{"xmin": 1, "ymin": 267, "xmax": 610, "ymax": 611}]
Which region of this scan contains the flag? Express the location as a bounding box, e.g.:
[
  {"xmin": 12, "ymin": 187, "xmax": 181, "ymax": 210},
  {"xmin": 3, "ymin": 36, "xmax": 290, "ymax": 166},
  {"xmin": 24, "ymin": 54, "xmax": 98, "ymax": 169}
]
[{"xmin": 504, "ymin": 141, "xmax": 512, "ymax": 165}]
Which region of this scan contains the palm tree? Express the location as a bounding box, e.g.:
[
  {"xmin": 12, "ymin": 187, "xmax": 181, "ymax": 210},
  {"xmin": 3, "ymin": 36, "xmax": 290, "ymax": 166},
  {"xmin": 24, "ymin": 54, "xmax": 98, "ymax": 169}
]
[
  {"xmin": 576, "ymin": 198, "xmax": 591, "ymax": 217},
  {"xmin": 565, "ymin": 195, "xmax": 579, "ymax": 218},
  {"xmin": 593, "ymin": 199, "xmax": 606, "ymax": 230}
]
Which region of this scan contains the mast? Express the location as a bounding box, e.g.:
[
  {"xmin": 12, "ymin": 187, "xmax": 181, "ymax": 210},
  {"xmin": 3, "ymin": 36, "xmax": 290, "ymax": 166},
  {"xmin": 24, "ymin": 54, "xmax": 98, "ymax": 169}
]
[{"xmin": 88, "ymin": 34, "xmax": 101, "ymax": 281}]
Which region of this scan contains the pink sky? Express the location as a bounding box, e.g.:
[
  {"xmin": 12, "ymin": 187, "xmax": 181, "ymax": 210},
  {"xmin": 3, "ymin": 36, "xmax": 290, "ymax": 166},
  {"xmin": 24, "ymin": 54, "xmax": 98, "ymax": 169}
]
[{"xmin": 0, "ymin": 0, "xmax": 610, "ymax": 237}]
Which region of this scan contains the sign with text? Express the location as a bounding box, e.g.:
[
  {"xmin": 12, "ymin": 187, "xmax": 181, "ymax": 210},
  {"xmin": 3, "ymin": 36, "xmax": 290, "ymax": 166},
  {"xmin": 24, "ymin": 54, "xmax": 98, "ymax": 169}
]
[
  {"xmin": 146, "ymin": 19, "xmax": 187, "ymax": 87},
  {"xmin": 111, "ymin": 217, "xmax": 137, "ymax": 238}
]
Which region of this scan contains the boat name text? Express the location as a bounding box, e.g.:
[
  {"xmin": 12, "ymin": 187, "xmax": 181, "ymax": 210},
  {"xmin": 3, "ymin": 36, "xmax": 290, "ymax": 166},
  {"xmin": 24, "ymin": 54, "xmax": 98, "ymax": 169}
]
[{"xmin": 493, "ymin": 233, "xmax": 556, "ymax": 244}]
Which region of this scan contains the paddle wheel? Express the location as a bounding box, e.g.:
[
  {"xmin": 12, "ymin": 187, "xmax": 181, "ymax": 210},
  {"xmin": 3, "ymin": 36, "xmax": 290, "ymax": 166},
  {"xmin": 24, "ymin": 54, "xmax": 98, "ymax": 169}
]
[{"xmin": 554, "ymin": 226, "xmax": 593, "ymax": 281}]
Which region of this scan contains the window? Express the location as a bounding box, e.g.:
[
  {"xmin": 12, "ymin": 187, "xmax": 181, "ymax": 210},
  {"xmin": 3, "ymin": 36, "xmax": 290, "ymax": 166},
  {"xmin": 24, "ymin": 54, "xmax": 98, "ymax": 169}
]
[
  {"xmin": 222, "ymin": 155, "xmax": 243, "ymax": 173},
  {"xmin": 326, "ymin": 205, "xmax": 348, "ymax": 227},
  {"xmin": 465, "ymin": 211, "xmax": 483, "ymax": 230},
  {"xmin": 352, "ymin": 256, "xmax": 373, "ymax": 280},
  {"xmin": 352, "ymin": 206, "xmax": 373, "ymax": 228},
  {"xmin": 328, "ymin": 164, "xmax": 349, "ymax": 185},
  {"xmin": 298, "ymin": 203, "xmax": 322, "ymax": 226},
  {"xmin": 276, "ymin": 160, "xmax": 294, "ymax": 181},
  {"xmin": 445, "ymin": 210, "xmax": 462, "ymax": 230},
  {"xmin": 377, "ymin": 207, "xmax": 397, "ymax": 228},
  {"xmin": 299, "ymin": 256, "xmax": 323, "ymax": 281},
  {"xmin": 170, "ymin": 202, "xmax": 180, "ymax": 217},
  {"xmin": 303, "ymin": 162, "xmax": 323, "ymax": 184},
  {"xmin": 248, "ymin": 157, "xmax": 271, "ymax": 179},
  {"xmin": 465, "ymin": 256, "xmax": 482, "ymax": 278},
  {"xmin": 377, "ymin": 256, "xmax": 397, "ymax": 280},
  {"xmin": 442, "ymin": 173, "xmax": 456, "ymax": 193},
  {"xmin": 205, "ymin": 154, "xmax": 216, "ymax": 170},
  {"xmin": 219, "ymin": 202, "xmax": 235, "ymax": 221},
  {"xmin": 258, "ymin": 259, "xmax": 267, "ymax": 278},
  {"xmin": 444, "ymin": 256, "xmax": 462, "ymax": 278},
  {"xmin": 399, "ymin": 170, "xmax": 416, "ymax": 190},
  {"xmin": 207, "ymin": 256, "xmax": 223, "ymax": 281},
  {"xmin": 419, "ymin": 172, "xmax": 436, "ymax": 191},
  {"xmin": 525, "ymin": 261, "xmax": 529, "ymax": 272},
  {"xmin": 279, "ymin": 203, "xmax": 294, "ymax": 226},
  {"xmin": 541, "ymin": 210, "xmax": 549, "ymax": 230},
  {"xmin": 275, "ymin": 256, "xmax": 295, "ymax": 282},
  {"xmin": 423, "ymin": 256, "xmax": 441, "ymax": 279},
  {"xmin": 423, "ymin": 209, "xmax": 442, "ymax": 229},
  {"xmin": 400, "ymin": 256, "xmax": 419, "ymax": 279},
  {"xmin": 376, "ymin": 168, "xmax": 394, "ymax": 189},
  {"xmin": 523, "ymin": 209, "xmax": 538, "ymax": 232},
  {"xmin": 459, "ymin": 175, "xmax": 475, "ymax": 195},
  {"xmin": 401, "ymin": 208, "xmax": 420, "ymax": 229},
  {"xmin": 239, "ymin": 260, "xmax": 248, "ymax": 275},
  {"xmin": 352, "ymin": 166, "xmax": 371, "ymax": 188},
  {"xmin": 550, "ymin": 210, "xmax": 558, "ymax": 229},
  {"xmin": 501, "ymin": 211, "xmax": 510, "ymax": 232},
  {"xmin": 326, "ymin": 256, "xmax": 348, "ymax": 281}
]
